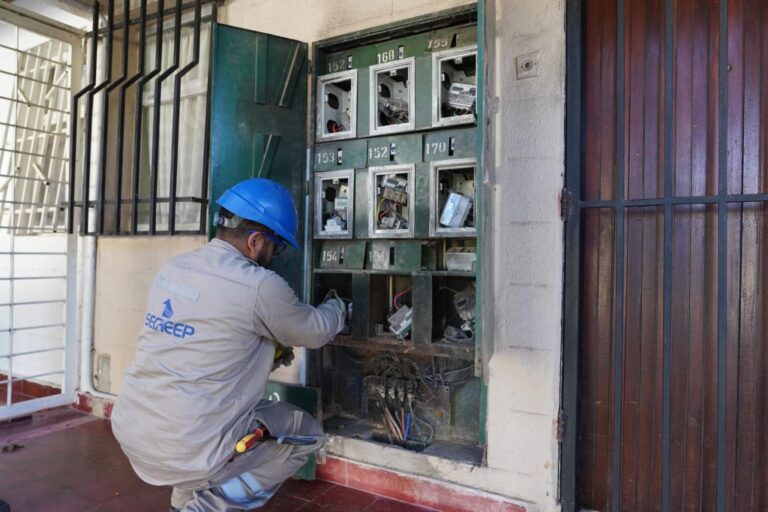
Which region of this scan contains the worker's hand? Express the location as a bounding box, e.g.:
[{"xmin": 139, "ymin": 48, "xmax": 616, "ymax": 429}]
[
  {"xmin": 323, "ymin": 289, "xmax": 347, "ymax": 323},
  {"xmin": 272, "ymin": 345, "xmax": 295, "ymax": 371}
]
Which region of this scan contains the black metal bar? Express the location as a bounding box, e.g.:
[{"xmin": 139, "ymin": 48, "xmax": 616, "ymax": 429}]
[
  {"xmin": 84, "ymin": 0, "xmax": 117, "ymax": 235},
  {"xmin": 77, "ymin": 1, "xmax": 100, "ymax": 235},
  {"xmin": 169, "ymin": 0, "xmax": 201, "ymax": 235},
  {"xmin": 200, "ymin": 0, "xmax": 216, "ymax": 234},
  {"xmin": 579, "ymin": 193, "xmax": 768, "ymax": 208},
  {"xmin": 149, "ymin": 0, "xmax": 181, "ymax": 235},
  {"xmin": 86, "ymin": 0, "xmax": 214, "ymax": 36},
  {"xmin": 97, "ymin": 0, "xmax": 131, "ymax": 236},
  {"xmin": 115, "ymin": 0, "xmax": 146, "ymax": 236},
  {"xmin": 716, "ymin": 0, "xmax": 728, "ymax": 509},
  {"xmin": 132, "ymin": 0, "xmax": 164, "ymax": 234},
  {"xmin": 560, "ymin": 0, "xmax": 584, "ymax": 509},
  {"xmin": 96, "ymin": 0, "xmax": 116, "ymax": 235},
  {"xmin": 661, "ymin": 0, "xmax": 673, "ymax": 509},
  {"xmin": 611, "ymin": 0, "xmax": 626, "ymax": 509}
]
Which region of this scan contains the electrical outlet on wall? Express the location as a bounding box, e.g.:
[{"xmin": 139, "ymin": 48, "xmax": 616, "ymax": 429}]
[{"xmin": 516, "ymin": 50, "xmax": 541, "ymax": 79}]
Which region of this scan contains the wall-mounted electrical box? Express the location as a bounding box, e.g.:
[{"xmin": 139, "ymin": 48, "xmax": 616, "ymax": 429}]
[
  {"xmin": 208, "ymin": 4, "xmax": 482, "ymax": 474},
  {"xmin": 307, "ymin": 6, "xmax": 482, "ymax": 464}
]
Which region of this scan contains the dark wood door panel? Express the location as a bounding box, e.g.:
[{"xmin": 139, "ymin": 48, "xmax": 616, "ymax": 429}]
[{"xmin": 575, "ymin": 0, "xmax": 768, "ymax": 511}]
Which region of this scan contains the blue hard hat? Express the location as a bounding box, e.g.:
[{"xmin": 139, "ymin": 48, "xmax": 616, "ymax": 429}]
[{"xmin": 216, "ymin": 178, "xmax": 300, "ymax": 249}]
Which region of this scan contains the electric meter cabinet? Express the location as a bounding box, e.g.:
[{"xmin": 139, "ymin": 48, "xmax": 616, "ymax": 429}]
[{"xmin": 308, "ymin": 7, "xmax": 482, "ymax": 463}]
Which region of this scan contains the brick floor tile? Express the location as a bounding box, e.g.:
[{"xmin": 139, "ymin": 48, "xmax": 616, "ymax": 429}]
[
  {"xmin": 314, "ymin": 485, "xmax": 378, "ymax": 511},
  {"xmin": 261, "ymin": 491, "xmax": 312, "ymax": 511},
  {"xmin": 70, "ymin": 475, "xmax": 145, "ymax": 503},
  {"xmin": 364, "ymin": 498, "xmax": 438, "ymax": 512},
  {"xmin": 34, "ymin": 489, "xmax": 94, "ymax": 512},
  {"xmin": 0, "ymin": 478, "xmax": 64, "ymax": 510},
  {"xmin": 280, "ymin": 477, "xmax": 336, "ymax": 501}
]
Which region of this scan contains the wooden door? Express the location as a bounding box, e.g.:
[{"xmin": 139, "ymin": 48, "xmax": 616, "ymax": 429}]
[{"xmin": 562, "ymin": 1, "xmax": 768, "ymax": 510}]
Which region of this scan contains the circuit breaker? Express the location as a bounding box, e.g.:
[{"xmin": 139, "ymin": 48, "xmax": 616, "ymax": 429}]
[{"xmin": 309, "ymin": 7, "xmax": 482, "ymax": 462}]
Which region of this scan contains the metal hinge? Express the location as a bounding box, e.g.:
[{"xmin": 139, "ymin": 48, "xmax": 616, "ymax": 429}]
[
  {"xmin": 560, "ymin": 188, "xmax": 574, "ymax": 222},
  {"xmin": 557, "ymin": 409, "xmax": 568, "ymax": 442}
]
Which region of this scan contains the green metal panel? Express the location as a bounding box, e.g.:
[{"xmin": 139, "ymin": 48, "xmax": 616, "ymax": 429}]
[
  {"xmin": 316, "ymin": 240, "xmax": 366, "ymax": 270},
  {"xmin": 209, "ymin": 25, "xmax": 308, "ymax": 294},
  {"xmin": 265, "ymin": 381, "xmax": 321, "ymax": 480},
  {"xmin": 353, "ymin": 168, "xmax": 369, "ymax": 238},
  {"xmin": 423, "ymin": 127, "xmax": 477, "ymax": 161},
  {"xmin": 413, "ymin": 163, "xmax": 430, "ymax": 238},
  {"xmin": 356, "ymin": 61, "xmax": 371, "ymax": 138},
  {"xmin": 365, "ymin": 134, "xmax": 423, "ymax": 166},
  {"xmin": 476, "ymin": 0, "xmax": 486, "ymax": 447},
  {"xmin": 411, "ymin": 273, "xmax": 433, "ymax": 343},
  {"xmin": 318, "ymin": 23, "xmax": 476, "ymax": 72},
  {"xmin": 414, "ymin": 54, "xmax": 432, "ymax": 129},
  {"xmin": 368, "ymin": 240, "xmax": 422, "ymax": 271},
  {"xmin": 351, "ymin": 273, "xmax": 371, "ymax": 339},
  {"xmin": 314, "ymin": 140, "xmax": 368, "ymax": 171}
]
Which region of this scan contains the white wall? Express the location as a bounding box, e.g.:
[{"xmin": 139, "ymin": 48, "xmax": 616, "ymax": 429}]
[{"xmin": 90, "ymin": 1, "xmax": 567, "ymax": 509}]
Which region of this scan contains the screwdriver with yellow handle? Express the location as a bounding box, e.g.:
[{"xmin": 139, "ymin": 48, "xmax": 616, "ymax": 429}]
[{"xmin": 234, "ymin": 423, "xmax": 322, "ymax": 454}]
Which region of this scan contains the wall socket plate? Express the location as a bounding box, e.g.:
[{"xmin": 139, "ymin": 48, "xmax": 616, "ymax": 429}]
[{"xmin": 516, "ymin": 50, "xmax": 541, "ymax": 79}]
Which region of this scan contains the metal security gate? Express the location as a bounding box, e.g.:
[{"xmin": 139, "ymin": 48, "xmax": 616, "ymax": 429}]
[
  {"xmin": 562, "ymin": 0, "xmax": 768, "ymax": 511},
  {"xmin": 0, "ymin": 5, "xmax": 81, "ymax": 420}
]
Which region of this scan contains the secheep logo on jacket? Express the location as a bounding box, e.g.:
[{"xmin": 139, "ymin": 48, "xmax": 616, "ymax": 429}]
[{"xmin": 144, "ymin": 298, "xmax": 196, "ymax": 339}]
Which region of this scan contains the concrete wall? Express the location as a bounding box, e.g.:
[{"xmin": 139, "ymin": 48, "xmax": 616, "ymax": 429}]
[
  {"xmin": 90, "ymin": 1, "xmax": 566, "ymax": 509},
  {"xmin": 92, "ymin": 236, "xmax": 205, "ymax": 393}
]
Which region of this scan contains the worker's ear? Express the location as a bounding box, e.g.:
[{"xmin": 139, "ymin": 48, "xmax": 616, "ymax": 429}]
[{"xmin": 245, "ymin": 231, "xmax": 260, "ymax": 255}]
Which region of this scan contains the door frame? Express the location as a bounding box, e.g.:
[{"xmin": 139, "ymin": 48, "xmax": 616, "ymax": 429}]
[{"xmin": 0, "ymin": 3, "xmax": 83, "ymax": 420}]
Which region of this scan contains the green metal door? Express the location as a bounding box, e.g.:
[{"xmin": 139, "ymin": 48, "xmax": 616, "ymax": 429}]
[
  {"xmin": 209, "ymin": 24, "xmax": 308, "ymax": 294},
  {"xmin": 209, "ymin": 24, "xmax": 319, "ymax": 479}
]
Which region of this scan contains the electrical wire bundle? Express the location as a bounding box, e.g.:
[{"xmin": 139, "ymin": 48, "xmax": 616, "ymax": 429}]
[{"xmin": 368, "ymin": 352, "xmax": 437, "ymax": 446}]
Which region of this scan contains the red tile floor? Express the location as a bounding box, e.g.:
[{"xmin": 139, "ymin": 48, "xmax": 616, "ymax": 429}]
[{"xmin": 0, "ymin": 407, "xmax": 434, "ymax": 512}]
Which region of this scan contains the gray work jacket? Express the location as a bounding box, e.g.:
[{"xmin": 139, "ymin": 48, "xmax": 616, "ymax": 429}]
[{"xmin": 111, "ymin": 239, "xmax": 343, "ymax": 486}]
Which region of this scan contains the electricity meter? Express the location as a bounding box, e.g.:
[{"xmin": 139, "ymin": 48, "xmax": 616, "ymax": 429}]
[
  {"xmin": 429, "ymin": 159, "xmax": 476, "ymax": 237},
  {"xmin": 369, "ymin": 58, "xmax": 416, "ymax": 135},
  {"xmin": 315, "ymin": 170, "xmax": 355, "ymax": 239},
  {"xmin": 369, "ymin": 165, "xmax": 415, "ymax": 238},
  {"xmin": 432, "ymin": 46, "xmax": 477, "ymax": 127}
]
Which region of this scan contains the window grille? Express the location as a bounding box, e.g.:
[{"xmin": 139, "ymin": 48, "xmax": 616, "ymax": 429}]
[{"xmin": 69, "ymin": 0, "xmax": 214, "ymax": 236}]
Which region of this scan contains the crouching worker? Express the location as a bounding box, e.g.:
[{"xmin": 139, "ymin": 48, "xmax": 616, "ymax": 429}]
[{"xmin": 111, "ymin": 178, "xmax": 346, "ymax": 511}]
